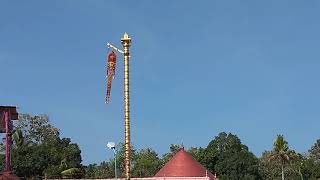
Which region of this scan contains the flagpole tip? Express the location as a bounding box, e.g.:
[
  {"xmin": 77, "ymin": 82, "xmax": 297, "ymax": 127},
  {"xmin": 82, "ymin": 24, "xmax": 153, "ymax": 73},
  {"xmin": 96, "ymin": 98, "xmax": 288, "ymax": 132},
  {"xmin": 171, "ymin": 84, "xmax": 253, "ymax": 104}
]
[{"xmin": 121, "ymin": 32, "xmax": 131, "ymax": 41}]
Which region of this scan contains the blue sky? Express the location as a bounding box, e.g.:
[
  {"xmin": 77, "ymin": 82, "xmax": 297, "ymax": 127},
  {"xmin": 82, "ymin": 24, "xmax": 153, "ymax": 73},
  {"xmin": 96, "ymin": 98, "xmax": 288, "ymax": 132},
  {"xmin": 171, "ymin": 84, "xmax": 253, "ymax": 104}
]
[{"xmin": 1, "ymin": 0, "xmax": 320, "ymax": 164}]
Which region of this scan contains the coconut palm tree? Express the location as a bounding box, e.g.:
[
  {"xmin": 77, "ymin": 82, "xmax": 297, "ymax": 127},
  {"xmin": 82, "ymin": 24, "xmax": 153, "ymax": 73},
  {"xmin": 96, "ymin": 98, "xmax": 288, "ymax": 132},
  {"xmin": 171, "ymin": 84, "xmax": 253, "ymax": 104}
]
[
  {"xmin": 270, "ymin": 134, "xmax": 291, "ymax": 180},
  {"xmin": 12, "ymin": 129, "xmax": 26, "ymax": 147}
]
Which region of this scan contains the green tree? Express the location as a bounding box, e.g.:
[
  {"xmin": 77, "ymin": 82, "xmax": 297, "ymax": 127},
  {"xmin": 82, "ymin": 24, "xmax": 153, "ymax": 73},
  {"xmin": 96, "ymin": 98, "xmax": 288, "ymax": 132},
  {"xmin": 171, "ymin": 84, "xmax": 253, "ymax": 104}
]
[
  {"xmin": 12, "ymin": 129, "xmax": 27, "ymax": 147},
  {"xmin": 84, "ymin": 164, "xmax": 100, "ymax": 178},
  {"xmin": 187, "ymin": 146, "xmax": 206, "ymax": 163},
  {"xmin": 0, "ymin": 113, "xmax": 83, "ymax": 179},
  {"xmin": 41, "ymin": 137, "xmax": 83, "ymax": 178},
  {"xmin": 258, "ymin": 135, "xmax": 304, "ymax": 180},
  {"xmin": 61, "ymin": 167, "xmax": 84, "ymax": 178},
  {"xmin": 161, "ymin": 144, "xmax": 180, "ymax": 165},
  {"xmin": 112, "ymin": 143, "xmax": 136, "ymax": 178},
  {"xmin": 132, "ymin": 148, "xmax": 162, "ymax": 177},
  {"xmin": 203, "ymin": 132, "xmax": 260, "ymax": 180},
  {"xmin": 113, "ymin": 143, "xmax": 161, "ymax": 178},
  {"xmin": 89, "ymin": 143, "xmax": 136, "ymax": 179},
  {"xmin": 259, "ymin": 151, "xmax": 281, "ymax": 179},
  {"xmin": 299, "ymin": 158, "xmax": 320, "ymax": 179},
  {"xmin": 84, "ymin": 161, "xmax": 115, "ymax": 179},
  {"xmin": 309, "ymin": 139, "xmax": 320, "ymax": 162},
  {"xmin": 270, "ymin": 134, "xmax": 292, "ymax": 180},
  {"xmin": 297, "ymin": 139, "xmax": 320, "ymax": 179},
  {"xmin": 0, "ymin": 154, "xmax": 4, "ymax": 172},
  {"xmin": 259, "ymin": 150, "xmax": 301, "ymax": 180},
  {"xmin": 85, "ymin": 144, "xmax": 162, "ymax": 179},
  {"xmin": 17, "ymin": 114, "xmax": 59, "ymax": 144}
]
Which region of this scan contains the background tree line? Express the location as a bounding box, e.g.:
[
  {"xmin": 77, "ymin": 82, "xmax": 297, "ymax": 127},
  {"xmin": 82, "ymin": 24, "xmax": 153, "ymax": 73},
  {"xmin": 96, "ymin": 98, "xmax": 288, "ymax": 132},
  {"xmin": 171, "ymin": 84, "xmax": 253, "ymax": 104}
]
[
  {"xmin": 1, "ymin": 114, "xmax": 320, "ymax": 179},
  {"xmin": 0, "ymin": 114, "xmax": 83, "ymax": 179},
  {"xmin": 85, "ymin": 133, "xmax": 320, "ymax": 180}
]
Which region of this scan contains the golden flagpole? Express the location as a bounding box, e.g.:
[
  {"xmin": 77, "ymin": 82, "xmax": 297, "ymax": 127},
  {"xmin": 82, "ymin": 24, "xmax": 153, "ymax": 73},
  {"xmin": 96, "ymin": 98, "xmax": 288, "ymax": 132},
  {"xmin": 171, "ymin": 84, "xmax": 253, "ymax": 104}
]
[
  {"xmin": 121, "ymin": 32, "xmax": 132, "ymax": 180},
  {"xmin": 106, "ymin": 32, "xmax": 132, "ymax": 180}
]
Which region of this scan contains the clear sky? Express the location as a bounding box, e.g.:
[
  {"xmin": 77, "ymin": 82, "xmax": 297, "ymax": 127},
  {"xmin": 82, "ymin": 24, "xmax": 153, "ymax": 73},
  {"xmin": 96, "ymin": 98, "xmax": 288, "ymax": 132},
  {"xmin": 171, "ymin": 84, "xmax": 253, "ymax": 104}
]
[{"xmin": 1, "ymin": 0, "xmax": 320, "ymax": 165}]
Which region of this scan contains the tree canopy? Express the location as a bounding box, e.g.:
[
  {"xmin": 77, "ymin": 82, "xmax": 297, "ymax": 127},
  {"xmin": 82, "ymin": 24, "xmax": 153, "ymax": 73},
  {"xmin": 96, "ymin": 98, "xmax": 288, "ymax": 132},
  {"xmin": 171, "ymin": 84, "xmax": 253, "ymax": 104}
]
[
  {"xmin": 1, "ymin": 114, "xmax": 320, "ymax": 180},
  {"xmin": 0, "ymin": 114, "xmax": 83, "ymax": 180},
  {"xmin": 201, "ymin": 132, "xmax": 260, "ymax": 180}
]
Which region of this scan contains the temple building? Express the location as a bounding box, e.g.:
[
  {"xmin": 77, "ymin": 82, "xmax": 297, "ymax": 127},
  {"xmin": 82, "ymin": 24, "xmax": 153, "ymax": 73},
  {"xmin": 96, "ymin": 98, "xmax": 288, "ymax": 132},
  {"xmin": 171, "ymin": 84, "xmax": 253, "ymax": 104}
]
[
  {"xmin": 154, "ymin": 147, "xmax": 217, "ymax": 180},
  {"xmin": 46, "ymin": 147, "xmax": 218, "ymax": 180}
]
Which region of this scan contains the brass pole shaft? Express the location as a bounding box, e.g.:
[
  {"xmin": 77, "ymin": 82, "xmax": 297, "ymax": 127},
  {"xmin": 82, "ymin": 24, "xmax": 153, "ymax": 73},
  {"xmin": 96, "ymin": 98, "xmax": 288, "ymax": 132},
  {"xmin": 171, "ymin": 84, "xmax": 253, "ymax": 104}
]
[{"xmin": 121, "ymin": 33, "xmax": 131, "ymax": 180}]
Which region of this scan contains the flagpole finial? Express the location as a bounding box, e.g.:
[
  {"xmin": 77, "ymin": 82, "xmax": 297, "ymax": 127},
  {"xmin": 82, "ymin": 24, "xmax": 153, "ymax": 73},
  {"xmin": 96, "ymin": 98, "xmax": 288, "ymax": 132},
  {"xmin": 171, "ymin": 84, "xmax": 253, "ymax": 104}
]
[
  {"xmin": 122, "ymin": 32, "xmax": 131, "ymax": 40},
  {"xmin": 121, "ymin": 33, "xmax": 131, "ymax": 47}
]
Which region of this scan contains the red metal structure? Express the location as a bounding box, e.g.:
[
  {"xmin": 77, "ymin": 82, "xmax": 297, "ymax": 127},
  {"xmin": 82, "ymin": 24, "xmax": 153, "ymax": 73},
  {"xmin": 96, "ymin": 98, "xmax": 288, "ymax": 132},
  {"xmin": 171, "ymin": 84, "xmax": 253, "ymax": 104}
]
[{"xmin": 0, "ymin": 106, "xmax": 18, "ymax": 172}]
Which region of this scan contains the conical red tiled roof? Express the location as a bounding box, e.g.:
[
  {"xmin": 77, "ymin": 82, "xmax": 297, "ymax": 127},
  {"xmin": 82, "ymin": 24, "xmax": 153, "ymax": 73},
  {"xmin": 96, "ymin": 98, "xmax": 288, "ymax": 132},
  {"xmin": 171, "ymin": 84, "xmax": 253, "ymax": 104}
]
[{"xmin": 155, "ymin": 148, "xmax": 216, "ymax": 180}]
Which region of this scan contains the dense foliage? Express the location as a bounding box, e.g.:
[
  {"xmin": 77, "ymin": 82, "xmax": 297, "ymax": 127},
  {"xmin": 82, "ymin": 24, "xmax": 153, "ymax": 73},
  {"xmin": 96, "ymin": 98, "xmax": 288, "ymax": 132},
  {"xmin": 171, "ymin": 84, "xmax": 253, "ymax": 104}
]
[
  {"xmin": 83, "ymin": 133, "xmax": 320, "ymax": 180},
  {"xmin": 1, "ymin": 114, "xmax": 320, "ymax": 179},
  {"xmin": 0, "ymin": 114, "xmax": 83, "ymax": 180},
  {"xmin": 200, "ymin": 132, "xmax": 260, "ymax": 179}
]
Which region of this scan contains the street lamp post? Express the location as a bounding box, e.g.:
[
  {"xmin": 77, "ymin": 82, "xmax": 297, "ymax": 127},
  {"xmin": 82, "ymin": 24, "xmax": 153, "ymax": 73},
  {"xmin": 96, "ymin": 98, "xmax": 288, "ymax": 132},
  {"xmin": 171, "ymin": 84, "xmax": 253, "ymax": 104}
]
[{"xmin": 107, "ymin": 142, "xmax": 117, "ymax": 180}]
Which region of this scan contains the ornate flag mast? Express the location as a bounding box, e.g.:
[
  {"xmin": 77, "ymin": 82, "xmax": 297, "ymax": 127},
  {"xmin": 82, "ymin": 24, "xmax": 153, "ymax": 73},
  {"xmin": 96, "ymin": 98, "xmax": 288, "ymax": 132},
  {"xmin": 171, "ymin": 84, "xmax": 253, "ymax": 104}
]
[{"xmin": 106, "ymin": 32, "xmax": 132, "ymax": 180}]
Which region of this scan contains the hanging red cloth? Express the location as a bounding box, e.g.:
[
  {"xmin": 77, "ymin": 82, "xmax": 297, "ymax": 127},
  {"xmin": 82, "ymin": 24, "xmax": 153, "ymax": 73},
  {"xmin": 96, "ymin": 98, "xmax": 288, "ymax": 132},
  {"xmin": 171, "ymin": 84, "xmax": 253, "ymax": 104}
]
[{"xmin": 106, "ymin": 51, "xmax": 117, "ymax": 103}]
